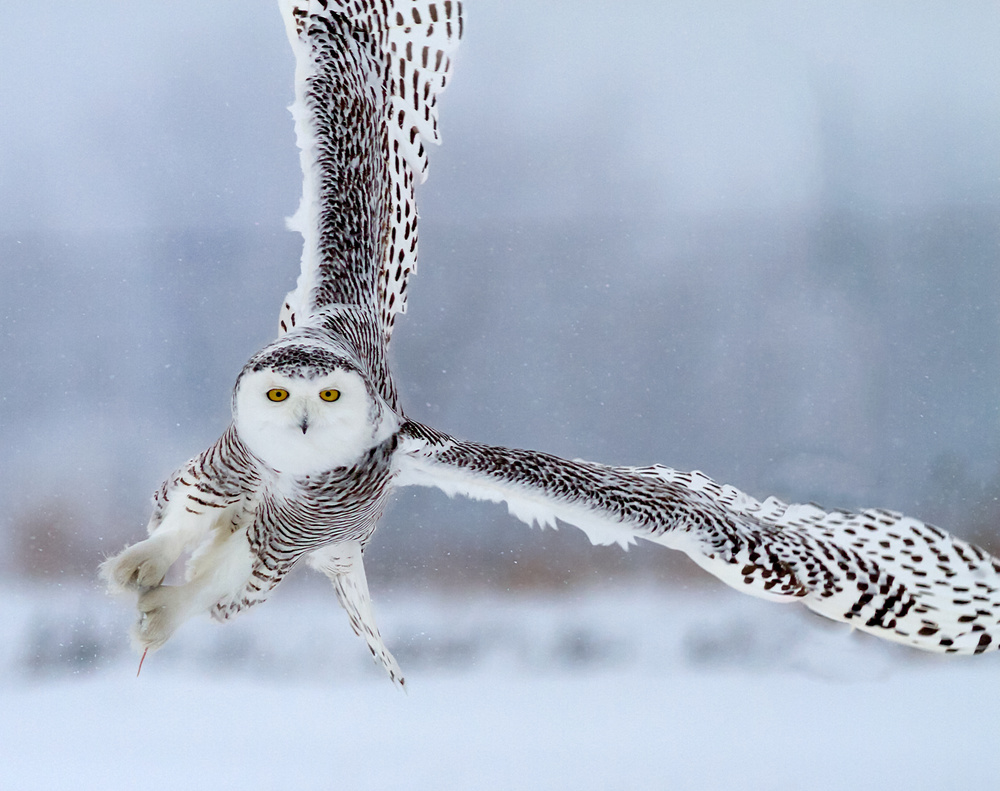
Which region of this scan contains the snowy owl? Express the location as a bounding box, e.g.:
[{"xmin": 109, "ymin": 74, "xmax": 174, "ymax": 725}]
[{"xmin": 102, "ymin": 0, "xmax": 1000, "ymax": 686}]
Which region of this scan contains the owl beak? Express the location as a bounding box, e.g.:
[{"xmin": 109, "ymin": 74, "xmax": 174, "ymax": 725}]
[{"xmin": 299, "ymin": 415, "xmax": 309, "ymax": 435}]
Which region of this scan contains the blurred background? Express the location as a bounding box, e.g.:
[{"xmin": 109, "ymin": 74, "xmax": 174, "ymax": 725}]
[
  {"xmin": 1, "ymin": 3, "xmax": 1000, "ymax": 786},
  {"xmin": 2, "ymin": 0, "xmax": 998, "ymax": 584}
]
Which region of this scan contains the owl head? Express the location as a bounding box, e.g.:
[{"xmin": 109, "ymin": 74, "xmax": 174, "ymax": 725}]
[{"xmin": 232, "ymin": 341, "xmax": 398, "ymax": 475}]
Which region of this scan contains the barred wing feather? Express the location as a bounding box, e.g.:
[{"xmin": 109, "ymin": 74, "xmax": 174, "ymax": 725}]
[
  {"xmin": 278, "ymin": 0, "xmax": 462, "ymax": 339},
  {"xmin": 395, "ymin": 421, "xmax": 1000, "ymax": 655},
  {"xmin": 387, "ymin": 0, "xmax": 463, "ymax": 182}
]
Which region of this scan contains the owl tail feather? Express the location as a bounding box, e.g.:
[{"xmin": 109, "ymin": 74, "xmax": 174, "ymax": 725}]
[{"xmin": 307, "ymin": 541, "xmax": 405, "ymax": 688}]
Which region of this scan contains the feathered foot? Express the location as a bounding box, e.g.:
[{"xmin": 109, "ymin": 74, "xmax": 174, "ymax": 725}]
[
  {"xmin": 123, "ymin": 527, "xmax": 255, "ymax": 655},
  {"xmin": 100, "ymin": 532, "xmax": 189, "ymax": 592}
]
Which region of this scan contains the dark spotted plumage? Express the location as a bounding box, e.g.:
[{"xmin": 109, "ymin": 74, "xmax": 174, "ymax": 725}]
[
  {"xmin": 278, "ymin": 0, "xmax": 462, "ymax": 341},
  {"xmin": 249, "ymin": 343, "xmax": 353, "ymax": 379},
  {"xmin": 396, "ymin": 422, "xmax": 1000, "ymax": 656},
  {"xmin": 102, "ymin": 0, "xmax": 1000, "ymax": 688}
]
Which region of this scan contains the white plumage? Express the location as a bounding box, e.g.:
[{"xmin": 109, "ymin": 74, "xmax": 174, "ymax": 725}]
[{"xmin": 101, "ymin": 0, "xmax": 1000, "ymax": 684}]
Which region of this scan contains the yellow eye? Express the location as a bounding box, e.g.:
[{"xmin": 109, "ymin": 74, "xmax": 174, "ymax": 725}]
[
  {"xmin": 319, "ymin": 389, "xmax": 341, "ymax": 402},
  {"xmin": 266, "ymin": 388, "xmax": 289, "ymax": 402}
]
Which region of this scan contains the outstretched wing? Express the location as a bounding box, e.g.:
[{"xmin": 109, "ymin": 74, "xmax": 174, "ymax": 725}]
[
  {"xmin": 278, "ymin": 0, "xmax": 462, "ymax": 339},
  {"xmin": 395, "ymin": 421, "xmax": 1000, "ymax": 655}
]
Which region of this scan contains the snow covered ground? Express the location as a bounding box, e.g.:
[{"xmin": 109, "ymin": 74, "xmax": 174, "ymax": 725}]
[{"xmin": 2, "ymin": 582, "xmax": 999, "ymax": 790}]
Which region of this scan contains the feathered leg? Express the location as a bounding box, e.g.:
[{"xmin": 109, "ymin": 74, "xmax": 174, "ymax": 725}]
[
  {"xmin": 308, "ymin": 541, "xmax": 405, "ymax": 688},
  {"xmin": 101, "ymin": 485, "xmax": 235, "ymax": 593},
  {"xmin": 100, "ymin": 432, "xmax": 251, "ymax": 592}
]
